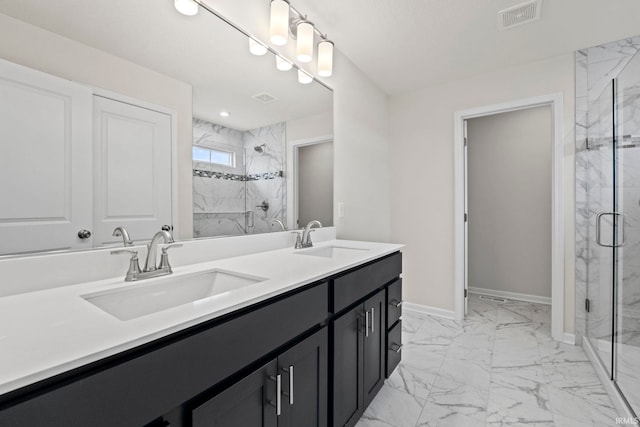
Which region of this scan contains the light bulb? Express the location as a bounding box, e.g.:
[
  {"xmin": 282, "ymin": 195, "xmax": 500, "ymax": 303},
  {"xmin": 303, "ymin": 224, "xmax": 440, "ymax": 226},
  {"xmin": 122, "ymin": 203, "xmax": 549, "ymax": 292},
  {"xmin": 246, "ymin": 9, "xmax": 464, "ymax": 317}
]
[
  {"xmin": 296, "ymin": 21, "xmax": 314, "ymax": 63},
  {"xmin": 317, "ymin": 40, "xmax": 334, "ymax": 77},
  {"xmin": 276, "ymin": 56, "xmax": 293, "ymax": 71},
  {"xmin": 270, "ymin": 0, "xmax": 290, "ymax": 46},
  {"xmin": 298, "ymin": 69, "xmax": 313, "ymax": 84},
  {"xmin": 249, "ymin": 38, "xmax": 268, "ymax": 56},
  {"xmin": 174, "ymin": 0, "xmax": 199, "ymax": 16}
]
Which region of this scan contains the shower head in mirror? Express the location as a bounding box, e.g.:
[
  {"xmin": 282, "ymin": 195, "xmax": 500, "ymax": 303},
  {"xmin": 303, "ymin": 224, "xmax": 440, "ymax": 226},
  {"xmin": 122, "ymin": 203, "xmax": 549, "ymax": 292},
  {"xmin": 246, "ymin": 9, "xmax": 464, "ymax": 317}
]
[{"xmin": 254, "ymin": 144, "xmax": 267, "ymax": 154}]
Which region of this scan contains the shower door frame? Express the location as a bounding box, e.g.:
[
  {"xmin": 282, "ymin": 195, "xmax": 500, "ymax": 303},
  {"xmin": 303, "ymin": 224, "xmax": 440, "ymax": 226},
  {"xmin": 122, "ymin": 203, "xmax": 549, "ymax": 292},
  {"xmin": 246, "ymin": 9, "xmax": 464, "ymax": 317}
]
[{"xmin": 453, "ymin": 93, "xmax": 565, "ymax": 342}]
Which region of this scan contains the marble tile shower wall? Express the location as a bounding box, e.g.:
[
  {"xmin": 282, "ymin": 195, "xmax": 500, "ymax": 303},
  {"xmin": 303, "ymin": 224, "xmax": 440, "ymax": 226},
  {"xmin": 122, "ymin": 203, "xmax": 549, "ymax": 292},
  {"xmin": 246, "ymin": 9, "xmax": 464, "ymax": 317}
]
[
  {"xmin": 244, "ymin": 122, "xmax": 286, "ymax": 234},
  {"xmin": 575, "ymin": 36, "xmax": 640, "ymax": 345},
  {"xmin": 192, "ymin": 118, "xmax": 286, "ymax": 237}
]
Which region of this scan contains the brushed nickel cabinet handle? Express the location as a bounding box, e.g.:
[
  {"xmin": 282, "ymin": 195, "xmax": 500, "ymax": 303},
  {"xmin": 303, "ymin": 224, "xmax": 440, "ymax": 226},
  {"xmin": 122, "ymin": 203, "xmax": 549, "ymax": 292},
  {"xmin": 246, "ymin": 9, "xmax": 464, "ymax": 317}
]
[{"xmin": 371, "ymin": 307, "xmax": 375, "ymax": 333}]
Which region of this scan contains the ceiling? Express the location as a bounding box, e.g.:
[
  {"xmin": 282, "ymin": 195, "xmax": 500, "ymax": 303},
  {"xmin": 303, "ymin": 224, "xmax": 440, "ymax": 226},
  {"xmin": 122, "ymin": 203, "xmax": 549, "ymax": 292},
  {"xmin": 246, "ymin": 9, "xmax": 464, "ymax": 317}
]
[
  {"xmin": 294, "ymin": 0, "xmax": 640, "ymax": 95},
  {"xmin": 0, "ymin": 0, "xmax": 332, "ymax": 131}
]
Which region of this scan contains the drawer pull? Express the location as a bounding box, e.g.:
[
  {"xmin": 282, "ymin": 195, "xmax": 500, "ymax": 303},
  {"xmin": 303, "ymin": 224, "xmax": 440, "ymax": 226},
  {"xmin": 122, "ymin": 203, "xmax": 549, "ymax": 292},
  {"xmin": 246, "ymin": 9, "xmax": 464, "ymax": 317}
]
[
  {"xmin": 391, "ymin": 343, "xmax": 403, "ymax": 353},
  {"xmin": 390, "ymin": 299, "xmax": 403, "ymax": 308},
  {"xmin": 371, "ymin": 307, "xmax": 375, "ymax": 333},
  {"xmin": 282, "ymin": 365, "xmax": 294, "ymax": 405},
  {"xmin": 269, "ymin": 374, "xmax": 282, "ymax": 415},
  {"xmin": 365, "ymin": 310, "xmax": 370, "ymax": 338}
]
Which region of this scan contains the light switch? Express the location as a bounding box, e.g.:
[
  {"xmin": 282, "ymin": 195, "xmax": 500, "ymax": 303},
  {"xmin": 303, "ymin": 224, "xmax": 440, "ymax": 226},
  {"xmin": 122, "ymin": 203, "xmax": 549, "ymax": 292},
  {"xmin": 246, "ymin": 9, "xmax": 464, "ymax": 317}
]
[{"xmin": 338, "ymin": 202, "xmax": 345, "ymax": 218}]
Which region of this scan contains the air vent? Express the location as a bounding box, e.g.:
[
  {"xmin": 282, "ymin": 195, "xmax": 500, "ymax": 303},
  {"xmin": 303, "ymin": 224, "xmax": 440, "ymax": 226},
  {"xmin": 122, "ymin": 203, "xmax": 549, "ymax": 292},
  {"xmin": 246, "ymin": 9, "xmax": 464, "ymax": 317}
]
[
  {"xmin": 252, "ymin": 92, "xmax": 278, "ymax": 104},
  {"xmin": 498, "ymin": 0, "xmax": 542, "ymax": 30}
]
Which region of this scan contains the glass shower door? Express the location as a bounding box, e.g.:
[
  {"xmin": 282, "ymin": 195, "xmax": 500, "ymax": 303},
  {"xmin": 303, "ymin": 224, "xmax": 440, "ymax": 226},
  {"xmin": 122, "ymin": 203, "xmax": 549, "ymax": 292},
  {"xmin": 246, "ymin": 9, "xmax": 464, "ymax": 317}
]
[
  {"xmin": 586, "ymin": 79, "xmax": 616, "ymax": 377},
  {"xmin": 614, "ymin": 51, "xmax": 640, "ymax": 415}
]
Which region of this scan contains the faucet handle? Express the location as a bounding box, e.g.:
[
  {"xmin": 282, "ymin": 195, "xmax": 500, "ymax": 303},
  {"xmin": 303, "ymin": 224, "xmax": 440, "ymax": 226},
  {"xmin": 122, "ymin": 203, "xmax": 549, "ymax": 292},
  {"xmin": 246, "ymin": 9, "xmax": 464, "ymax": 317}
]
[
  {"xmin": 110, "ymin": 250, "xmax": 141, "ymax": 281},
  {"xmin": 158, "ymin": 244, "xmax": 183, "ymax": 272},
  {"xmin": 290, "ymin": 231, "xmax": 303, "ymax": 249}
]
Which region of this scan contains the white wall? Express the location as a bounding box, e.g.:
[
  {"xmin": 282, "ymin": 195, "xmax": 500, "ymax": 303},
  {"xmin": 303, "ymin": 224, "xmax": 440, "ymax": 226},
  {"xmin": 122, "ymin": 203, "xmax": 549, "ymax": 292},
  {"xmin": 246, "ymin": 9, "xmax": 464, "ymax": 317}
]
[
  {"xmin": 467, "ymin": 106, "xmax": 552, "ymax": 299},
  {"xmin": 286, "ymin": 111, "xmax": 333, "ymax": 142},
  {"xmin": 389, "ymin": 54, "xmax": 576, "ymax": 333},
  {"xmin": 0, "ymin": 14, "xmax": 194, "ymax": 239}
]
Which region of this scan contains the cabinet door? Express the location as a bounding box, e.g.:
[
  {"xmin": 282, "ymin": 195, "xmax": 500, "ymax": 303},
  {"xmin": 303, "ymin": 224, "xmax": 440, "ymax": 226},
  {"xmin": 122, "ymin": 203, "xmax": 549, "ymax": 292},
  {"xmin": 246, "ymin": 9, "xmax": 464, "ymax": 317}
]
[
  {"xmin": 363, "ymin": 289, "xmax": 385, "ymax": 407},
  {"xmin": 191, "ymin": 360, "xmax": 278, "ymax": 427},
  {"xmin": 278, "ymin": 328, "xmax": 328, "ymax": 427},
  {"xmin": 332, "ymin": 306, "xmax": 364, "ymax": 427},
  {"xmin": 92, "ymin": 95, "xmax": 173, "ymax": 245},
  {"xmin": 0, "ymin": 59, "xmax": 92, "ymax": 255}
]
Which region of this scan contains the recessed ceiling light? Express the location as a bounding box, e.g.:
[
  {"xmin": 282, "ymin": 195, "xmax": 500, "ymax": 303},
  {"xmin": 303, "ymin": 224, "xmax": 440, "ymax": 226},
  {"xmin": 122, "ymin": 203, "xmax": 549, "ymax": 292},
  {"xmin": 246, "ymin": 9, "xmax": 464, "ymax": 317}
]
[
  {"xmin": 174, "ymin": 0, "xmax": 199, "ymax": 16},
  {"xmin": 219, "ymin": 111, "xmax": 230, "ymax": 117}
]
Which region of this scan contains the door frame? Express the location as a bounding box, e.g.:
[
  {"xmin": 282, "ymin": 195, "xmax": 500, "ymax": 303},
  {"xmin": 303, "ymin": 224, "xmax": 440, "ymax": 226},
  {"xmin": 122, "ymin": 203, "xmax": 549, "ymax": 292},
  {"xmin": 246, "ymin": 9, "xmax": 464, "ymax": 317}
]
[
  {"xmin": 286, "ymin": 135, "xmax": 333, "ymax": 231},
  {"xmin": 453, "ymin": 93, "xmax": 565, "ymax": 342}
]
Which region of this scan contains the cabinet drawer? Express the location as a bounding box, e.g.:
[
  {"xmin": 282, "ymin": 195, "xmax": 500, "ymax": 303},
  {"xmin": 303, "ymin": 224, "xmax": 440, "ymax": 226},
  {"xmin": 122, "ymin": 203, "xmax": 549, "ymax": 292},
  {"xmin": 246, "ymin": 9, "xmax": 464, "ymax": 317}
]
[
  {"xmin": 0, "ymin": 282, "xmax": 329, "ymax": 427},
  {"xmin": 386, "ymin": 278, "xmax": 402, "ymax": 329},
  {"xmin": 386, "ymin": 320, "xmax": 402, "ymax": 378},
  {"xmin": 333, "ymin": 252, "xmax": 402, "ymax": 313}
]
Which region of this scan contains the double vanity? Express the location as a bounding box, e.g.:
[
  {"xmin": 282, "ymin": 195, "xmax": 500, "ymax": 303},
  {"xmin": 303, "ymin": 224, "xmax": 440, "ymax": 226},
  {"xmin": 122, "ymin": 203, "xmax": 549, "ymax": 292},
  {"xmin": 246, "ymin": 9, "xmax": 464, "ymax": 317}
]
[{"xmin": 0, "ymin": 236, "xmax": 403, "ymax": 427}]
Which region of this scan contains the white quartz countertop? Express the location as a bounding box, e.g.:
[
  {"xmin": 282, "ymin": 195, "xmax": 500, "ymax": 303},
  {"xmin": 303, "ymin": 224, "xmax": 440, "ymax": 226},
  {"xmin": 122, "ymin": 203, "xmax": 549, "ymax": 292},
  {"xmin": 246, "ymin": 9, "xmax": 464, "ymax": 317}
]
[{"xmin": 0, "ymin": 239, "xmax": 403, "ymax": 396}]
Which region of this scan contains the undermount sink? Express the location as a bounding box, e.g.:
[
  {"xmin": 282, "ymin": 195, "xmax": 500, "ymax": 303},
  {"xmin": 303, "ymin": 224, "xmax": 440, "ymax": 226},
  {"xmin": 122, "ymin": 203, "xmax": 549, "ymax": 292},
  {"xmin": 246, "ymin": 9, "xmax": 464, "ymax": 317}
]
[
  {"xmin": 295, "ymin": 245, "xmax": 369, "ymax": 259},
  {"xmin": 82, "ymin": 269, "xmax": 268, "ymax": 321}
]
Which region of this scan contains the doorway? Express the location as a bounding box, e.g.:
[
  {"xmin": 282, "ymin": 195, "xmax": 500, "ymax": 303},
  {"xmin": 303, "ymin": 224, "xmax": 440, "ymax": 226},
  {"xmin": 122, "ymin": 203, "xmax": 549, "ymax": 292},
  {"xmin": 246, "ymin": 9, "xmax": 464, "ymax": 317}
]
[
  {"xmin": 287, "ymin": 137, "xmax": 333, "ymax": 230},
  {"xmin": 454, "ymin": 94, "xmax": 565, "ymax": 342}
]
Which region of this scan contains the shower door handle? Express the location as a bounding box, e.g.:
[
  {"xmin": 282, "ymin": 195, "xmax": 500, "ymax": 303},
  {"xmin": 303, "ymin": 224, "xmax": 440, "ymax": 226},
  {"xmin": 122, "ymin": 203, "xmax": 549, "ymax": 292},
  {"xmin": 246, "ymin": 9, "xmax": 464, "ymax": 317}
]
[
  {"xmin": 245, "ymin": 210, "xmax": 255, "ymax": 228},
  {"xmin": 595, "ymin": 212, "xmax": 625, "ymax": 247}
]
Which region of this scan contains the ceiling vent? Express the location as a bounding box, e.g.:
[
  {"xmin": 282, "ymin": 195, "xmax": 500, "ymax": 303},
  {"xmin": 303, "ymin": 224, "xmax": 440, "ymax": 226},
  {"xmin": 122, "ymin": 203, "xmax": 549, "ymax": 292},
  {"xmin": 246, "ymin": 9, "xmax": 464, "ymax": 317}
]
[
  {"xmin": 252, "ymin": 92, "xmax": 278, "ymax": 104},
  {"xmin": 498, "ymin": 0, "xmax": 542, "ymax": 30}
]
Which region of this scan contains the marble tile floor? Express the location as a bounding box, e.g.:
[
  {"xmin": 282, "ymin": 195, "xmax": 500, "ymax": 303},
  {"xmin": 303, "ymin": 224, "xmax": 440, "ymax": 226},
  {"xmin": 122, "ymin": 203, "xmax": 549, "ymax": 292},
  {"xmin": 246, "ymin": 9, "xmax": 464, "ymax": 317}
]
[{"xmin": 355, "ymin": 293, "xmax": 619, "ymax": 427}]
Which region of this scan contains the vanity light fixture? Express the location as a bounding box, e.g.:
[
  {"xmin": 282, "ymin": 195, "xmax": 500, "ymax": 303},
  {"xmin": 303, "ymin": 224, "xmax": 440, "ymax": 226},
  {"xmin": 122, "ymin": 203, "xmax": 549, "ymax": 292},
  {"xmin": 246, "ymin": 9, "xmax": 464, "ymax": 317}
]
[
  {"xmin": 297, "ymin": 69, "xmax": 313, "ymax": 84},
  {"xmin": 249, "ymin": 38, "xmax": 268, "ymax": 56},
  {"xmin": 174, "ymin": 0, "xmax": 199, "ymax": 16},
  {"xmin": 275, "ymin": 55, "xmax": 293, "ymax": 71},
  {"xmin": 270, "ymin": 0, "xmax": 290, "ymax": 46},
  {"xmin": 296, "ymin": 20, "xmax": 314, "ymax": 63},
  {"xmin": 219, "ymin": 111, "xmax": 230, "ymax": 117},
  {"xmin": 317, "ymin": 39, "xmax": 334, "ymax": 77}
]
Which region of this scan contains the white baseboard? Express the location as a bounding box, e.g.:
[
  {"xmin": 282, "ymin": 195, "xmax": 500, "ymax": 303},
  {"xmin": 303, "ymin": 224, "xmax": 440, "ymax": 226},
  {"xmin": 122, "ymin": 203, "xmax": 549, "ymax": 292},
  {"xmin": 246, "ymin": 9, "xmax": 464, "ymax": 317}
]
[
  {"xmin": 469, "ymin": 287, "xmax": 552, "ymax": 305},
  {"xmin": 403, "ymin": 302, "xmax": 456, "ymax": 320},
  {"xmin": 583, "ymin": 337, "xmax": 635, "ymax": 420},
  {"xmin": 563, "ymin": 333, "xmax": 575, "ymax": 345}
]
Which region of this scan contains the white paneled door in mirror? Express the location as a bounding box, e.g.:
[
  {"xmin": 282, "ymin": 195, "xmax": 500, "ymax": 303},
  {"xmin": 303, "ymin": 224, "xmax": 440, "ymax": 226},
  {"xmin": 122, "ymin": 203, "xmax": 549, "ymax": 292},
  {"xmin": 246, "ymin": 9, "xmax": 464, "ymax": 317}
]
[
  {"xmin": 0, "ymin": 59, "xmax": 92, "ymax": 255},
  {"xmin": 92, "ymin": 96, "xmax": 173, "ymax": 246}
]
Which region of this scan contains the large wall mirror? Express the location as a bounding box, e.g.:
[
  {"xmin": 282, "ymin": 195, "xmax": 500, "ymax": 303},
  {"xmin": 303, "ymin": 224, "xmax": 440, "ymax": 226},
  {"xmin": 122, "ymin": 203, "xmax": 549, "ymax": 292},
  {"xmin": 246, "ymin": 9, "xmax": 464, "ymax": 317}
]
[{"xmin": 0, "ymin": 0, "xmax": 333, "ymax": 256}]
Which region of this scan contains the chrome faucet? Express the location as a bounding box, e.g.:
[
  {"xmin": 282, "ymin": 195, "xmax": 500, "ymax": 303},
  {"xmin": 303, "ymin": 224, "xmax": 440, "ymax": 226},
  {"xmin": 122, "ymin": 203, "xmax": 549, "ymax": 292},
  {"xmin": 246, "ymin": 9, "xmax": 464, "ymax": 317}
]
[
  {"xmin": 144, "ymin": 230, "xmax": 174, "ymax": 272},
  {"xmin": 111, "ymin": 230, "xmax": 182, "ymax": 282},
  {"xmin": 270, "ymin": 219, "xmax": 287, "ymax": 231},
  {"xmin": 112, "ymin": 226, "xmax": 134, "ymax": 247},
  {"xmin": 292, "ymin": 220, "xmax": 322, "ymax": 249}
]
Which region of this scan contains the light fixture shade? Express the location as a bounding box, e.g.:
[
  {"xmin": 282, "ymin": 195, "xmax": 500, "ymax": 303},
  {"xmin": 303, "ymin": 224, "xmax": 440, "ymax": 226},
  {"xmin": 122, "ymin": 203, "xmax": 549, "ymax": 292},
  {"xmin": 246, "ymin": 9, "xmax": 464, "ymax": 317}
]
[
  {"xmin": 270, "ymin": 0, "xmax": 289, "ymax": 46},
  {"xmin": 174, "ymin": 0, "xmax": 199, "ymax": 16},
  {"xmin": 276, "ymin": 56, "xmax": 293, "ymax": 71},
  {"xmin": 249, "ymin": 38, "xmax": 268, "ymax": 56},
  {"xmin": 298, "ymin": 69, "xmax": 313, "ymax": 84},
  {"xmin": 296, "ymin": 21, "xmax": 314, "ymax": 63},
  {"xmin": 317, "ymin": 40, "xmax": 334, "ymax": 77}
]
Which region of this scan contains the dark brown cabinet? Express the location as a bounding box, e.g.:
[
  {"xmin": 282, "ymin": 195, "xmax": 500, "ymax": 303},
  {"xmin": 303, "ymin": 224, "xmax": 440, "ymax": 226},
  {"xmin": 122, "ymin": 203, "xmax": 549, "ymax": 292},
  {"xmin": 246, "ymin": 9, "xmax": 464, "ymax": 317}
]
[
  {"xmin": 193, "ymin": 328, "xmax": 328, "ymax": 427},
  {"xmin": 332, "ymin": 288, "xmax": 386, "ymax": 427},
  {"xmin": 192, "ymin": 360, "xmax": 279, "ymax": 427},
  {"xmin": 386, "ymin": 278, "xmax": 403, "ymax": 377}
]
